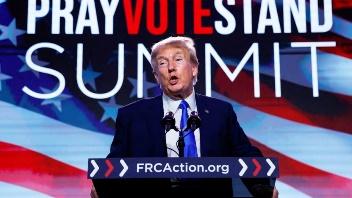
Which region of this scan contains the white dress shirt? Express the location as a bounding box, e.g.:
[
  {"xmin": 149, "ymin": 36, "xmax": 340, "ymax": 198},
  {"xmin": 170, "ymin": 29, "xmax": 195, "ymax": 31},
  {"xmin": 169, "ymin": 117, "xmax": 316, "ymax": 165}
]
[{"xmin": 162, "ymin": 90, "xmax": 201, "ymax": 157}]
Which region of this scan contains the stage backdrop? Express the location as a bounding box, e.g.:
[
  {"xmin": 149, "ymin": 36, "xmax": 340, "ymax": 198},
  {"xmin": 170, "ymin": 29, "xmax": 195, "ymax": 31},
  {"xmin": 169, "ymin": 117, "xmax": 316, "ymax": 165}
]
[{"xmin": 0, "ymin": 0, "xmax": 351, "ymax": 197}]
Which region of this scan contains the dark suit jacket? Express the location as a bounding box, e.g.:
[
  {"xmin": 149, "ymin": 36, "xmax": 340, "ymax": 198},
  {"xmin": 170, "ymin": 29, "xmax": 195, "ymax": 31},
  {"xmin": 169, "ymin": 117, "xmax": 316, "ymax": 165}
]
[{"xmin": 93, "ymin": 94, "xmax": 273, "ymax": 197}]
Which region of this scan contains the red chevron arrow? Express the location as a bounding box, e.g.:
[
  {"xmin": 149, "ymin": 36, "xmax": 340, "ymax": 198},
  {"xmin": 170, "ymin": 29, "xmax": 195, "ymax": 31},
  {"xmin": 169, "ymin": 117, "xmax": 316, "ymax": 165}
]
[
  {"xmin": 252, "ymin": 158, "xmax": 261, "ymax": 176},
  {"xmin": 105, "ymin": 159, "xmax": 114, "ymax": 177}
]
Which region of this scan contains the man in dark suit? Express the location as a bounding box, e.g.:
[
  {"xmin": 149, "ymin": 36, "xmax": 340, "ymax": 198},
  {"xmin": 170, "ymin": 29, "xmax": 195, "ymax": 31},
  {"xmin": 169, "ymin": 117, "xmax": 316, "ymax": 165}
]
[{"xmin": 92, "ymin": 36, "xmax": 277, "ymax": 197}]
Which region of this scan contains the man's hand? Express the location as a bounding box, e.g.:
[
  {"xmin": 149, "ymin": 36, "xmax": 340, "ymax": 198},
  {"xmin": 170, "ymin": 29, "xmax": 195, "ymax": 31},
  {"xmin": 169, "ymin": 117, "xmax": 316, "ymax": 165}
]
[
  {"xmin": 272, "ymin": 187, "xmax": 279, "ymax": 198},
  {"xmin": 251, "ymin": 184, "xmax": 278, "ymax": 197},
  {"xmin": 90, "ymin": 184, "xmax": 99, "ymax": 198}
]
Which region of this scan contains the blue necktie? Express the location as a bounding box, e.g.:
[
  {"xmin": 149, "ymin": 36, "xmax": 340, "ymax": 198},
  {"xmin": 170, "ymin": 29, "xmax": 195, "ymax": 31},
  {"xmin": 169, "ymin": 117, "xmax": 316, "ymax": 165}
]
[{"xmin": 179, "ymin": 100, "xmax": 197, "ymax": 157}]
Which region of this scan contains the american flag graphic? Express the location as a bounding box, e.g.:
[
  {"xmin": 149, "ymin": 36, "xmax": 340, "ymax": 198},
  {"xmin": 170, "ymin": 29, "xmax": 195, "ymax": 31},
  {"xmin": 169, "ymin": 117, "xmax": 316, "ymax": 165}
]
[{"xmin": 0, "ymin": 0, "xmax": 351, "ymax": 197}]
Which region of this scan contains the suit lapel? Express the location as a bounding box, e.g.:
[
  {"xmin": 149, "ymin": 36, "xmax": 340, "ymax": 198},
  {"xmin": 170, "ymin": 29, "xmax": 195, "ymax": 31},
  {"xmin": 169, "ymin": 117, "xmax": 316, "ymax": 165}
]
[
  {"xmin": 196, "ymin": 94, "xmax": 212, "ymax": 156},
  {"xmin": 146, "ymin": 95, "xmax": 168, "ymax": 157}
]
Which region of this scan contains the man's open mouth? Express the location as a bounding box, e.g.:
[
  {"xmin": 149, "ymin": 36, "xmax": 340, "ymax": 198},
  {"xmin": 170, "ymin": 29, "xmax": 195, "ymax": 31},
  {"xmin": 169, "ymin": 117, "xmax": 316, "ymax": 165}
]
[{"xmin": 169, "ymin": 76, "xmax": 178, "ymax": 85}]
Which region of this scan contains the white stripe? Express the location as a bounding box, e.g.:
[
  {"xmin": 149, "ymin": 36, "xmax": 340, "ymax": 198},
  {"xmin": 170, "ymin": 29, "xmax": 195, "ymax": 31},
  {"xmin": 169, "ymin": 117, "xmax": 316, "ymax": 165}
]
[
  {"xmin": 213, "ymin": 92, "xmax": 352, "ymax": 179},
  {"xmin": 0, "ymin": 101, "xmax": 112, "ymax": 170},
  {"xmin": 331, "ymin": 14, "xmax": 352, "ymax": 40},
  {"xmin": 309, "ymin": 2, "xmax": 352, "ymax": 40},
  {"xmin": 279, "ymin": 48, "xmax": 352, "ymax": 96},
  {"xmin": 0, "ymin": 181, "xmax": 52, "ymax": 198},
  {"xmin": 275, "ymin": 180, "xmax": 311, "ymax": 198},
  {"xmin": 224, "ymin": 49, "xmax": 352, "ymax": 96}
]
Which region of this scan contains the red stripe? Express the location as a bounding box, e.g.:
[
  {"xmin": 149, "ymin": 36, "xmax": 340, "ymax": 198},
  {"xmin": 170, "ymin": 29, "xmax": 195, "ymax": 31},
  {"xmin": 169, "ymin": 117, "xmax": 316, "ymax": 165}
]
[
  {"xmin": 310, "ymin": 0, "xmax": 352, "ymax": 10},
  {"xmin": 291, "ymin": 34, "xmax": 352, "ymax": 60},
  {"xmin": 214, "ymin": 69, "xmax": 352, "ymax": 135},
  {"xmin": 333, "ymin": 0, "xmax": 352, "ymax": 10},
  {"xmin": 0, "ymin": 141, "xmax": 91, "ymax": 197},
  {"xmin": 250, "ymin": 139, "xmax": 352, "ymax": 197}
]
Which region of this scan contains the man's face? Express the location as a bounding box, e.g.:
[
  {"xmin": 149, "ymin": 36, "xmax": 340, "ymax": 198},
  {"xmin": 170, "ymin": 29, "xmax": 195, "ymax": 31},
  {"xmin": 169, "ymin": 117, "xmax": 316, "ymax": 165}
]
[{"xmin": 153, "ymin": 46, "xmax": 198, "ymax": 99}]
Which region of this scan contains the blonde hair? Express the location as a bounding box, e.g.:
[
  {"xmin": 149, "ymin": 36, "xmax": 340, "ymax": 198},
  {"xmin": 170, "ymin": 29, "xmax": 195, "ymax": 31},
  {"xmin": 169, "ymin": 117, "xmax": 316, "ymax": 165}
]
[{"xmin": 150, "ymin": 36, "xmax": 199, "ymax": 70}]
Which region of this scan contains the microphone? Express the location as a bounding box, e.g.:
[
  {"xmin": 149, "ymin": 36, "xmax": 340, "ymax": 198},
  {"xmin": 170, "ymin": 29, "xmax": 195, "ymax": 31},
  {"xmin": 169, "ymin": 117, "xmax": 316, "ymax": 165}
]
[
  {"xmin": 187, "ymin": 111, "xmax": 201, "ymax": 131},
  {"xmin": 178, "ymin": 111, "xmax": 201, "ymax": 157},
  {"xmin": 161, "ymin": 111, "xmax": 177, "ymax": 132}
]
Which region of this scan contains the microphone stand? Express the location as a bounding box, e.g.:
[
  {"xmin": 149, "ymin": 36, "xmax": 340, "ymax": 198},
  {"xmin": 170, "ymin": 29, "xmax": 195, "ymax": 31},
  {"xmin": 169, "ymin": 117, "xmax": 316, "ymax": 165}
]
[
  {"xmin": 177, "ymin": 111, "xmax": 201, "ymax": 158},
  {"xmin": 161, "ymin": 111, "xmax": 201, "ymax": 158},
  {"xmin": 177, "ymin": 129, "xmax": 185, "ymax": 158}
]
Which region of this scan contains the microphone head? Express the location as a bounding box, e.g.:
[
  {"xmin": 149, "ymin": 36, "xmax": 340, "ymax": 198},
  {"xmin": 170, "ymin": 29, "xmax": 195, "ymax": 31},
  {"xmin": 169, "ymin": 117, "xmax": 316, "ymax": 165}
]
[
  {"xmin": 161, "ymin": 111, "xmax": 176, "ymax": 132},
  {"xmin": 187, "ymin": 111, "xmax": 201, "ymax": 131}
]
